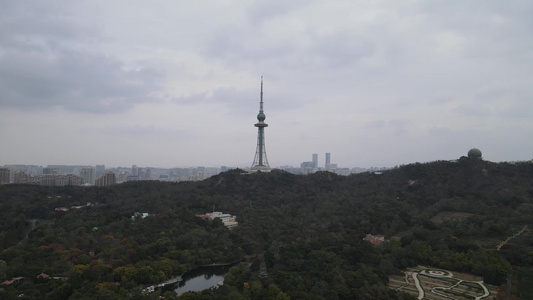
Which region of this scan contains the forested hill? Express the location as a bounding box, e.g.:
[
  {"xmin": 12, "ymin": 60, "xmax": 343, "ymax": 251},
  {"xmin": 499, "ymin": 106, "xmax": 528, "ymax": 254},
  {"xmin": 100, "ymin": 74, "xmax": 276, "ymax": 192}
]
[{"xmin": 0, "ymin": 159, "xmax": 532, "ymax": 299}]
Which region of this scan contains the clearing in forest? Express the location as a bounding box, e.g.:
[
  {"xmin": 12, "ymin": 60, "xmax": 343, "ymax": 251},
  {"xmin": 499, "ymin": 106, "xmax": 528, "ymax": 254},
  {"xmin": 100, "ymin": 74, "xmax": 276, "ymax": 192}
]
[{"xmin": 389, "ymin": 266, "xmax": 499, "ymax": 300}]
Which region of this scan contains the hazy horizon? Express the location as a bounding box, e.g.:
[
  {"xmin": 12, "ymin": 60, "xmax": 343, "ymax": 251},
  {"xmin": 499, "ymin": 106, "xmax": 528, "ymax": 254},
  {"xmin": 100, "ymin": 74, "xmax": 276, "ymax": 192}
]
[{"xmin": 2, "ymin": 150, "xmax": 528, "ymax": 171}]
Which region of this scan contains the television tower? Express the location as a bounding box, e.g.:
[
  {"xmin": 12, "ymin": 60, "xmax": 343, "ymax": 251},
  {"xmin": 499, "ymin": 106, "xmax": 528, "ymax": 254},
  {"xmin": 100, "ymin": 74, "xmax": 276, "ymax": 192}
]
[{"xmin": 250, "ymin": 76, "xmax": 271, "ymax": 172}]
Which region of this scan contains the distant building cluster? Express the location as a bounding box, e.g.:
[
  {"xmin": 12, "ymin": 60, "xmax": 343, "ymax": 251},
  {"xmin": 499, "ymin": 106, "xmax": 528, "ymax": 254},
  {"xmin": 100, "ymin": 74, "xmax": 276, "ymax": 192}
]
[
  {"xmin": 11, "ymin": 171, "xmax": 113, "ymax": 187},
  {"xmin": 33, "ymin": 174, "xmax": 83, "ymax": 186},
  {"xmin": 1, "ymin": 164, "xmax": 225, "ymax": 186},
  {"xmin": 1, "ymin": 157, "xmax": 390, "ymax": 188},
  {"xmin": 197, "ymin": 211, "xmax": 238, "ymax": 229},
  {"xmin": 0, "ymin": 165, "xmax": 117, "ymax": 187},
  {"xmin": 278, "ymin": 153, "xmax": 387, "ymax": 176},
  {"xmin": 9, "ymin": 169, "xmax": 84, "ymax": 186}
]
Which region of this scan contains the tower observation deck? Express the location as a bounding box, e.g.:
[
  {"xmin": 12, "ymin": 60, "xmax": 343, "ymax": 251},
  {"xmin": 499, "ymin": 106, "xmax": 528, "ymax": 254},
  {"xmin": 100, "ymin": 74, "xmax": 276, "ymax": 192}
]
[{"xmin": 250, "ymin": 76, "xmax": 271, "ymax": 172}]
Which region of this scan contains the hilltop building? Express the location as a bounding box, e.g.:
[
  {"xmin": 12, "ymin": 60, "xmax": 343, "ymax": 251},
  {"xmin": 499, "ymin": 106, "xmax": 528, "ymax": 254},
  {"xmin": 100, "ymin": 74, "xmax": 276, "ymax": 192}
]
[
  {"xmin": 250, "ymin": 76, "xmax": 271, "ymax": 172},
  {"xmin": 468, "ymin": 148, "xmax": 482, "ymax": 159}
]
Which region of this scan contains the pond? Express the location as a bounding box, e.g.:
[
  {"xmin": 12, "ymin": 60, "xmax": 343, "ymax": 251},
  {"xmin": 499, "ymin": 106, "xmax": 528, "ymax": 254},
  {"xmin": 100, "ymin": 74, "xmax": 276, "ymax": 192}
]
[{"xmin": 167, "ymin": 264, "xmax": 236, "ymax": 295}]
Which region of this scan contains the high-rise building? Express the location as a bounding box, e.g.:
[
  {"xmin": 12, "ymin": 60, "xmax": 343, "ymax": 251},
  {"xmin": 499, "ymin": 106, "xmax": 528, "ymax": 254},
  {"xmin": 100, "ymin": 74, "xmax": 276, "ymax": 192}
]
[
  {"xmin": 250, "ymin": 76, "xmax": 271, "ymax": 172},
  {"xmin": 14, "ymin": 171, "xmax": 30, "ymax": 184},
  {"xmin": 312, "ymin": 154, "xmax": 318, "ymax": 169},
  {"xmin": 325, "ymin": 153, "xmax": 331, "ymax": 170},
  {"xmin": 0, "ymin": 168, "xmax": 10, "ymax": 184},
  {"xmin": 80, "ymin": 167, "xmax": 95, "ymax": 185},
  {"xmin": 132, "ymin": 165, "xmax": 139, "ymax": 176},
  {"xmin": 95, "ymin": 172, "xmax": 117, "ymax": 187}
]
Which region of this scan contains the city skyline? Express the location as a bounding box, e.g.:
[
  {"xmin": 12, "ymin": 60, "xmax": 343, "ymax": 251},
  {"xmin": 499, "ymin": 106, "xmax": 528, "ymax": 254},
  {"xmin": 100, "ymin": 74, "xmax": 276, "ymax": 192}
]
[
  {"xmin": 1, "ymin": 2, "xmax": 533, "ymax": 169},
  {"xmin": 1, "ymin": 151, "xmax": 343, "ymax": 171},
  {"xmin": 0, "ymin": 152, "xmax": 378, "ymax": 186}
]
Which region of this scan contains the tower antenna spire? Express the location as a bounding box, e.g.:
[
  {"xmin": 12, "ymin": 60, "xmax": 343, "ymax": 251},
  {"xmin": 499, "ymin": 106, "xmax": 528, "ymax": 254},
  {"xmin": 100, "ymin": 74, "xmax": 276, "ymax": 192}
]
[{"xmin": 260, "ymin": 75, "xmax": 264, "ymax": 113}]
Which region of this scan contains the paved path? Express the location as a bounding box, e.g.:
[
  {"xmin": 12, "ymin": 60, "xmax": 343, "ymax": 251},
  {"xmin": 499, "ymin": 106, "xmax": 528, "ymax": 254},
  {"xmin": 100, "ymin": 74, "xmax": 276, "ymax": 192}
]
[
  {"xmin": 411, "ymin": 272, "xmax": 424, "ymax": 300},
  {"xmin": 432, "ymin": 279, "xmax": 489, "ymax": 300},
  {"xmin": 476, "ymin": 280, "xmax": 490, "ymax": 300},
  {"xmin": 497, "ymin": 225, "xmax": 528, "ymax": 251}
]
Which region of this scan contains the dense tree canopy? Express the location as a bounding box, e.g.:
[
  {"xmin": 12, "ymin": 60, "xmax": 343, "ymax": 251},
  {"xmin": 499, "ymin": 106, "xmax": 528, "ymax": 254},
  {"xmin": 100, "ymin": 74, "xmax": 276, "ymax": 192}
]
[{"xmin": 0, "ymin": 159, "xmax": 532, "ymax": 299}]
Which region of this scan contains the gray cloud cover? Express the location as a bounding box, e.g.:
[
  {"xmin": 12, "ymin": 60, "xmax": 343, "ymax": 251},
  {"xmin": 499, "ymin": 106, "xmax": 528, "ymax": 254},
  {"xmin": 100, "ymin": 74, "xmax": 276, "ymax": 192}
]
[
  {"xmin": 0, "ymin": 2, "xmax": 162, "ymax": 113},
  {"xmin": 0, "ymin": 1, "xmax": 532, "ymax": 168}
]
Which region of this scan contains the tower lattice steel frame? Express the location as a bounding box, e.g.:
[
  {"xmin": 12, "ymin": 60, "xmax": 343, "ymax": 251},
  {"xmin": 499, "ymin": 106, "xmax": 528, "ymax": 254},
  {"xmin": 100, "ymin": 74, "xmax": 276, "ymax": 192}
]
[{"xmin": 250, "ymin": 76, "xmax": 271, "ymax": 172}]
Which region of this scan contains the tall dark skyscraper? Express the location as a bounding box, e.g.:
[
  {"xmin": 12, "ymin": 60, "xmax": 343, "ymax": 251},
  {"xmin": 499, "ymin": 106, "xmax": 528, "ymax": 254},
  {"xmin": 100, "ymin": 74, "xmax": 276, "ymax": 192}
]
[
  {"xmin": 325, "ymin": 152, "xmax": 331, "ymax": 170},
  {"xmin": 250, "ymin": 76, "xmax": 271, "ymax": 172}
]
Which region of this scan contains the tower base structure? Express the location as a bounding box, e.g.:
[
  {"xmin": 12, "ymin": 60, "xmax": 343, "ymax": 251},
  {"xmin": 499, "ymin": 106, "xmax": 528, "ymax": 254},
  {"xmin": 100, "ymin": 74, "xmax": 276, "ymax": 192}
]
[{"xmin": 250, "ymin": 165, "xmax": 271, "ymax": 173}]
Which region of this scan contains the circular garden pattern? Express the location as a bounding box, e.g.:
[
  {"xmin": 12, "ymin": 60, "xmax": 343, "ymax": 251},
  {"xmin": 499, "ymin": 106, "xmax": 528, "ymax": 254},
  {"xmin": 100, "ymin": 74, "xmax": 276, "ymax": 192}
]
[{"xmin": 421, "ymin": 269, "xmax": 452, "ymax": 278}]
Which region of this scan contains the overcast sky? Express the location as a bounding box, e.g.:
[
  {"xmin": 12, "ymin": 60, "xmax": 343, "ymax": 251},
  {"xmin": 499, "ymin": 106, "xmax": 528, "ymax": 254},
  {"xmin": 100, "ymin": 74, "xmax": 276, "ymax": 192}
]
[{"xmin": 1, "ymin": 1, "xmax": 532, "ymax": 169}]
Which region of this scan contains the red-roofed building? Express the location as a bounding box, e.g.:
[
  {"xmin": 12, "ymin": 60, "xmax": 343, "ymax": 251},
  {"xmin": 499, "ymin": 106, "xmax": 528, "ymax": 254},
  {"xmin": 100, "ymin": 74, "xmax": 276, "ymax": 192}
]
[
  {"xmin": 1, "ymin": 277, "xmax": 24, "ymax": 285},
  {"xmin": 363, "ymin": 234, "xmax": 386, "ymax": 245}
]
